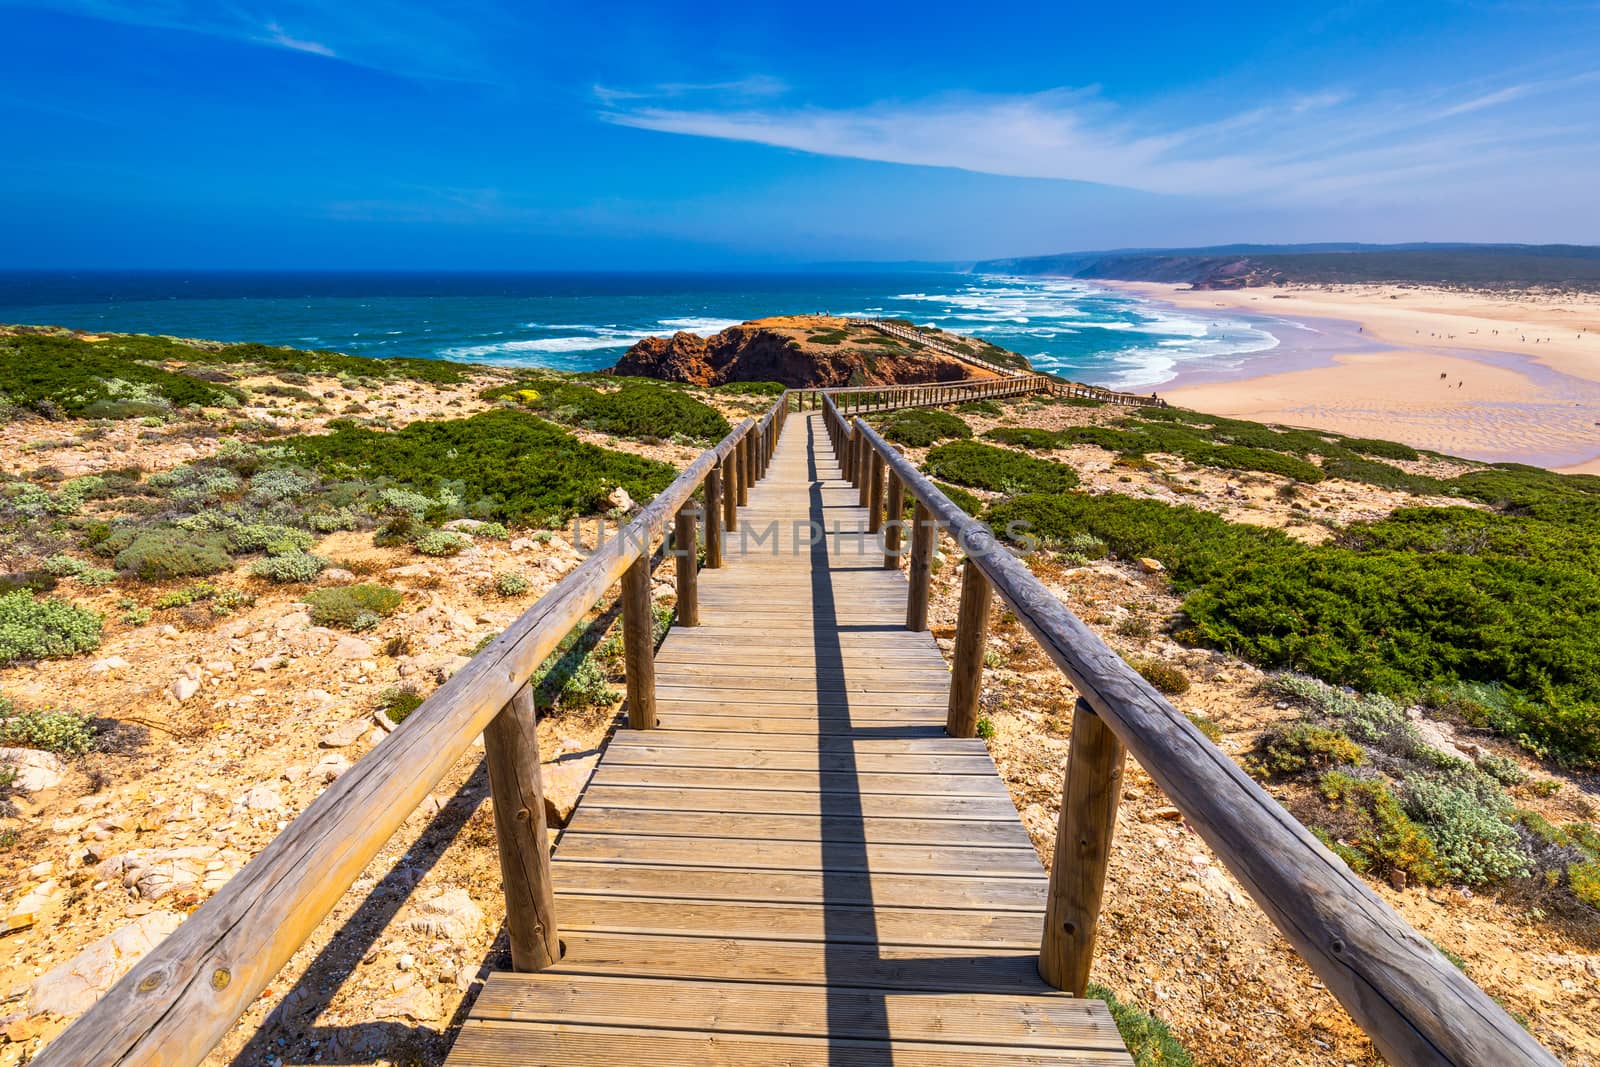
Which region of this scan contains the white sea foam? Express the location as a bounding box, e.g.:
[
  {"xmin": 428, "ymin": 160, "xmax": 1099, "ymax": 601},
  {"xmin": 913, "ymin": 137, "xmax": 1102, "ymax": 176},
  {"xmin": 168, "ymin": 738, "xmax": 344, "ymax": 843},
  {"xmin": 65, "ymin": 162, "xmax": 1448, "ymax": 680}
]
[{"xmin": 658, "ymin": 316, "xmax": 743, "ymax": 333}]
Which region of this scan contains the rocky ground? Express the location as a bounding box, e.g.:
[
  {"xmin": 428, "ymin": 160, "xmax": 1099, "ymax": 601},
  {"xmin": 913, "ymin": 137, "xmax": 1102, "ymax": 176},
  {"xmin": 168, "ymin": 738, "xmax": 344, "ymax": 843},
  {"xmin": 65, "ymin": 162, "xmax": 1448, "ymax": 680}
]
[{"xmin": 2, "ymin": 381, "xmax": 1596, "ymax": 1066}]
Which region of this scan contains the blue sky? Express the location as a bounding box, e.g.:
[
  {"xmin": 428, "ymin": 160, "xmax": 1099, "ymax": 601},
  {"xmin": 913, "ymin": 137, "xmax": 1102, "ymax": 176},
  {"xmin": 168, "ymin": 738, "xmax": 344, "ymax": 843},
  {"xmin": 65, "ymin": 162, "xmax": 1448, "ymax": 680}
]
[{"xmin": 2, "ymin": 0, "xmax": 1598, "ymax": 268}]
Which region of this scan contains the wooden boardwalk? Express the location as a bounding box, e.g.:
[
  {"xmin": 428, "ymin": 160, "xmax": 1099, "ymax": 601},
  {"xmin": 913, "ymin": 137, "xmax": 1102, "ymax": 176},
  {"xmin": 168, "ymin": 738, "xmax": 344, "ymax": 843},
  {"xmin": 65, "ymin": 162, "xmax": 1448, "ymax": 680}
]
[{"xmin": 448, "ymin": 413, "xmax": 1133, "ymax": 1065}]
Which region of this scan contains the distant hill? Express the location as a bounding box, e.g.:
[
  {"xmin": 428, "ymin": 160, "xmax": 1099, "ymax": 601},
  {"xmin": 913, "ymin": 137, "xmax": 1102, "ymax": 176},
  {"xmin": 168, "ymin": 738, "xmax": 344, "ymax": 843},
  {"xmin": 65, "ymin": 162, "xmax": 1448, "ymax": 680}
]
[{"xmin": 973, "ymin": 243, "xmax": 1600, "ymax": 291}]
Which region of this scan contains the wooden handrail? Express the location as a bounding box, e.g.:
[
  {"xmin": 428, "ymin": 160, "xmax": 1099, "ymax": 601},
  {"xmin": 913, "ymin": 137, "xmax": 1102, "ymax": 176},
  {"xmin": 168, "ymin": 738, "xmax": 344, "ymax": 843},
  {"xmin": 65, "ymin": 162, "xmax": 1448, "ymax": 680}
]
[
  {"xmin": 845, "ymin": 413, "xmax": 1560, "ymax": 1067},
  {"xmin": 34, "ymin": 395, "xmax": 791, "ymax": 1067}
]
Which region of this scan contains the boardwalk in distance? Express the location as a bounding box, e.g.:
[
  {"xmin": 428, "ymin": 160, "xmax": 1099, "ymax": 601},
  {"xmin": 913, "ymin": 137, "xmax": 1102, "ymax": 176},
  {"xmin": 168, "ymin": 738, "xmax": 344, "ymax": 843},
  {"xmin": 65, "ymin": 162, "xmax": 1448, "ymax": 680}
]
[{"xmin": 448, "ymin": 413, "xmax": 1133, "ymax": 1065}]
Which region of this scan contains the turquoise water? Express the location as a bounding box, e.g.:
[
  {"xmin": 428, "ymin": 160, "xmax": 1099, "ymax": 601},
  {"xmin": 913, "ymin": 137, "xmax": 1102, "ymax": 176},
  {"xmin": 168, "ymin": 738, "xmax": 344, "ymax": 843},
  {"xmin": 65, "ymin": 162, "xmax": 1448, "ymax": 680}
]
[{"xmin": 0, "ymin": 271, "xmax": 1281, "ymax": 388}]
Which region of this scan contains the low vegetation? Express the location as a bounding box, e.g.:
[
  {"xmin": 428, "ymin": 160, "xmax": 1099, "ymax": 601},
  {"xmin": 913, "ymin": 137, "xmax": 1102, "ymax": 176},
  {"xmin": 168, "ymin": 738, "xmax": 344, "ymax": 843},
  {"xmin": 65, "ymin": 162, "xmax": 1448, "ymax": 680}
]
[
  {"xmin": 484, "ymin": 376, "xmax": 730, "ymax": 443},
  {"xmin": 303, "ymin": 584, "xmax": 404, "ymax": 631},
  {"xmin": 875, "ymin": 408, "xmax": 971, "ymax": 447},
  {"xmin": 0, "ymin": 591, "xmax": 102, "ymax": 665},
  {"xmin": 924, "ymin": 441, "xmax": 1080, "ymax": 495},
  {"xmin": 0, "ymin": 697, "xmax": 96, "ymax": 754},
  {"xmin": 287, "ymin": 410, "xmax": 677, "ymax": 527},
  {"xmin": 1251, "ymin": 675, "xmax": 1598, "ymax": 912}
]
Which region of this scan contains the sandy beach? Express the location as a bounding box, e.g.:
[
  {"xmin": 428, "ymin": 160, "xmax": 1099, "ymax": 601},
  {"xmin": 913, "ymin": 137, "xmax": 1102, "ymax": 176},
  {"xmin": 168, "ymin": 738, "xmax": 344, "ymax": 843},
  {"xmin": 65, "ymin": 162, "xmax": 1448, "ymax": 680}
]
[{"xmin": 1111, "ymin": 282, "xmax": 1600, "ymax": 472}]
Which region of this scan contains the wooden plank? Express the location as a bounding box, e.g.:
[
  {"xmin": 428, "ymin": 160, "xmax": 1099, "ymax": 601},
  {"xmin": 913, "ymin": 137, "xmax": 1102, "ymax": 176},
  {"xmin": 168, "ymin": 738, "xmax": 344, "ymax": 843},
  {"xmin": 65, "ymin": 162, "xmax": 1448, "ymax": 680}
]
[
  {"xmin": 449, "ymin": 1021, "xmax": 1134, "ymax": 1067},
  {"xmin": 543, "ymin": 931, "xmax": 1050, "ymax": 994},
  {"xmin": 600, "ymin": 745, "xmax": 995, "ymax": 775},
  {"xmin": 564, "ymin": 806, "xmax": 1032, "ymax": 846},
  {"xmin": 552, "ymin": 894, "xmax": 1046, "ymax": 949},
  {"xmin": 548, "ymin": 863, "xmax": 1047, "ymax": 910},
  {"xmin": 577, "ymin": 784, "xmax": 1021, "ymax": 820},
  {"xmin": 585, "ymin": 764, "xmax": 1013, "ymax": 797},
  {"xmin": 466, "ymin": 974, "xmax": 1127, "ymax": 1050},
  {"xmin": 605, "ymin": 729, "xmax": 984, "ymax": 754},
  {"xmin": 554, "ymin": 833, "xmax": 1043, "ymax": 877}
]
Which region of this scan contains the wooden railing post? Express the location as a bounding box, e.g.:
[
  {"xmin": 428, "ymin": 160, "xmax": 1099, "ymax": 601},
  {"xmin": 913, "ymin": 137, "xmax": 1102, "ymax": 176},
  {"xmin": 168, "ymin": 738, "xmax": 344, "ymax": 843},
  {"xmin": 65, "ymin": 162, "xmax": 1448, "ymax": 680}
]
[
  {"xmin": 1040, "ymin": 697, "xmax": 1126, "ymax": 994},
  {"xmin": 857, "ymin": 432, "xmax": 873, "ymax": 507},
  {"xmin": 867, "ymin": 452, "xmax": 885, "ymax": 534},
  {"xmin": 945, "ymin": 559, "xmax": 991, "ymax": 737},
  {"xmin": 482, "ymin": 682, "xmax": 560, "ymax": 972},
  {"xmin": 704, "ymin": 467, "xmax": 723, "ymax": 568},
  {"xmin": 621, "ymin": 553, "xmax": 657, "ymax": 729},
  {"xmin": 723, "ymin": 450, "xmax": 739, "ymax": 532},
  {"xmin": 906, "ymin": 500, "xmax": 934, "ymax": 631},
  {"xmin": 673, "ymin": 506, "xmax": 699, "ymax": 627},
  {"xmin": 736, "ymin": 436, "xmax": 751, "ymax": 506},
  {"xmin": 883, "ymin": 471, "xmax": 904, "ymax": 568}
]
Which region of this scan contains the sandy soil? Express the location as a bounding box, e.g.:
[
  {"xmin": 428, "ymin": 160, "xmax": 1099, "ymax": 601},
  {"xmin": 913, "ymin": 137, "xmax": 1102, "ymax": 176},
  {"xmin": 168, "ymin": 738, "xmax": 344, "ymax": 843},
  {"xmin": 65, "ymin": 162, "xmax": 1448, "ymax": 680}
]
[{"xmin": 1111, "ymin": 282, "xmax": 1600, "ymax": 472}]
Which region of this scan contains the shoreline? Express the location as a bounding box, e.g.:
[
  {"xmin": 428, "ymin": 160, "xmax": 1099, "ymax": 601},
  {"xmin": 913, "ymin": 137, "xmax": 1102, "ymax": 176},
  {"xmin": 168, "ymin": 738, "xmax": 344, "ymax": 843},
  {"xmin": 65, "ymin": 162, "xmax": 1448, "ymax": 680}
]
[{"xmin": 1098, "ymin": 280, "xmax": 1600, "ymax": 473}]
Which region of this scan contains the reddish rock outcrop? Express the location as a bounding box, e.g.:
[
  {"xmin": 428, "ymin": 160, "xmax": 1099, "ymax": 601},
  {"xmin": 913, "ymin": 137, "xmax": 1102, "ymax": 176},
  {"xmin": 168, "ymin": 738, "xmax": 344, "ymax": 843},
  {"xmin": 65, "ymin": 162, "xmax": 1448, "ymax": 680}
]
[{"xmin": 612, "ymin": 318, "xmax": 995, "ymax": 388}]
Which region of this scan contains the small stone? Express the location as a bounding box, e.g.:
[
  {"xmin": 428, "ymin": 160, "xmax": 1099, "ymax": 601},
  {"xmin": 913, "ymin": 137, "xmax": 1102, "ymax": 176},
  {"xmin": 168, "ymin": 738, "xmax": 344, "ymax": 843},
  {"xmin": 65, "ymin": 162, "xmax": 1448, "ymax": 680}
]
[
  {"xmin": 403, "ymin": 887, "xmax": 483, "ymax": 946},
  {"xmin": 319, "ymin": 719, "xmax": 369, "ymax": 748},
  {"xmin": 87, "ymin": 656, "xmax": 131, "ymax": 675},
  {"xmin": 0, "ymin": 747, "xmax": 65, "ymax": 793},
  {"xmin": 313, "ymin": 754, "xmax": 352, "ymax": 783},
  {"xmin": 608, "ymin": 486, "xmax": 635, "ymax": 512},
  {"xmin": 171, "ymin": 674, "xmax": 201, "ymax": 702},
  {"xmin": 250, "ymin": 655, "xmax": 279, "ymax": 672},
  {"xmin": 397, "ymin": 953, "xmax": 414, "ymax": 971},
  {"xmin": 1389, "ymin": 868, "xmax": 1408, "ymax": 891},
  {"xmin": 1149, "ymin": 806, "xmax": 1184, "ymax": 822},
  {"xmin": 239, "ymin": 783, "xmax": 283, "ymax": 813},
  {"xmin": 1138, "ymin": 557, "xmax": 1165, "ymax": 574},
  {"xmin": 333, "ymin": 636, "xmax": 374, "ymax": 660},
  {"xmin": 29, "ymin": 912, "xmax": 184, "ymax": 1017},
  {"xmin": 541, "ymin": 753, "xmax": 600, "ymax": 828}
]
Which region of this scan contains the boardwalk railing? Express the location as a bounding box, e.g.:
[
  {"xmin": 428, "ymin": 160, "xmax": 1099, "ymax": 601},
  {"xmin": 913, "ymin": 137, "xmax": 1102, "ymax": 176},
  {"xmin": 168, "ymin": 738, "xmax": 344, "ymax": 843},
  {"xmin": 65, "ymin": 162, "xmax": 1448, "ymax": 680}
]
[
  {"xmin": 845, "ymin": 318, "xmax": 1166, "ymax": 408},
  {"xmin": 790, "ymin": 374, "xmax": 1054, "ymax": 413},
  {"xmin": 35, "ymin": 396, "xmax": 793, "ymax": 1067},
  {"xmin": 819, "ymin": 391, "xmax": 1559, "ymax": 1067}
]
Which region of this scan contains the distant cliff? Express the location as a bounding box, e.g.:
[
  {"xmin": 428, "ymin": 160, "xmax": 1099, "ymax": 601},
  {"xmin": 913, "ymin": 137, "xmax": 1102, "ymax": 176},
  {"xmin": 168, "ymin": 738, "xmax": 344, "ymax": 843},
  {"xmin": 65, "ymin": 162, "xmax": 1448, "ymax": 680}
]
[
  {"xmin": 612, "ymin": 316, "xmax": 1020, "ymax": 388},
  {"xmin": 974, "ymin": 243, "xmax": 1600, "ymax": 291}
]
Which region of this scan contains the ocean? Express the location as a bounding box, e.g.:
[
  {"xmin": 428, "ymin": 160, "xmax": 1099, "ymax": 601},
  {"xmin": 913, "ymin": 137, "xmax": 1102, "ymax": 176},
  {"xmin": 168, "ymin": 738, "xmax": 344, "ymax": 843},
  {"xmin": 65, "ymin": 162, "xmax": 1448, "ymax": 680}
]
[{"xmin": 0, "ymin": 271, "xmax": 1284, "ymax": 388}]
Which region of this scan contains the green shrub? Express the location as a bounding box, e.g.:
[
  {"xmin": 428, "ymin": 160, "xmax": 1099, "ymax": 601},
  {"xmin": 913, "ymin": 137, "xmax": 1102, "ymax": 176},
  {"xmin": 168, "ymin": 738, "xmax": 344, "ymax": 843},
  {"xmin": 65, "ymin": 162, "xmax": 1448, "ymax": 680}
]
[
  {"xmin": 956, "ymin": 399, "xmax": 1002, "ymax": 416},
  {"xmin": 975, "ymin": 716, "xmax": 996, "ymax": 740},
  {"xmin": 0, "ymin": 702, "xmax": 96, "ymax": 754},
  {"xmin": 494, "ymin": 573, "xmax": 531, "ymax": 597},
  {"xmin": 229, "ymin": 524, "xmax": 316, "ymax": 555},
  {"xmin": 930, "ymin": 481, "xmax": 983, "ymax": 517},
  {"xmin": 924, "ymin": 441, "xmax": 1079, "ymax": 495},
  {"xmin": 1185, "ymin": 712, "xmax": 1222, "ymax": 744},
  {"xmin": 983, "ymin": 426, "xmax": 1061, "ymax": 451},
  {"xmin": 1131, "ymin": 657, "xmax": 1189, "ymax": 695},
  {"xmin": 1085, "ymin": 983, "xmax": 1193, "ymax": 1067},
  {"xmin": 307, "ymin": 507, "xmax": 361, "ymax": 533},
  {"xmin": 485, "ymin": 379, "xmax": 730, "ymax": 443},
  {"xmin": 878, "ymin": 408, "xmax": 971, "ymax": 447},
  {"xmin": 1402, "ymin": 776, "xmax": 1529, "ymax": 885},
  {"xmin": 1570, "ymin": 861, "xmax": 1600, "ymax": 909},
  {"xmin": 375, "ymin": 686, "xmax": 424, "ymax": 724},
  {"xmin": 0, "ymin": 333, "xmax": 244, "ymax": 417},
  {"xmin": 287, "ymin": 411, "xmax": 675, "ymax": 526},
  {"xmin": 0, "ymin": 591, "xmax": 103, "ymax": 664},
  {"xmin": 250, "ymin": 551, "xmax": 328, "ymax": 583},
  {"xmin": 303, "ymin": 583, "xmax": 403, "ymax": 629},
  {"xmin": 113, "ymin": 529, "xmax": 234, "ymax": 580},
  {"xmin": 414, "ymin": 530, "xmax": 470, "ymax": 557},
  {"xmin": 1319, "ymin": 771, "xmax": 1440, "ymax": 884},
  {"xmin": 1255, "ymin": 724, "xmax": 1365, "ymax": 776}
]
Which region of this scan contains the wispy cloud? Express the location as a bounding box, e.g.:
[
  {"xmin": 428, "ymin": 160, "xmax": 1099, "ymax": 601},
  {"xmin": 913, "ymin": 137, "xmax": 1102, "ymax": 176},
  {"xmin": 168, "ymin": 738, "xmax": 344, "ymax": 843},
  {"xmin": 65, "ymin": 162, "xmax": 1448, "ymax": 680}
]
[
  {"xmin": 260, "ymin": 20, "xmax": 335, "ymax": 58},
  {"xmin": 599, "ymin": 69, "xmax": 1600, "ymax": 203},
  {"xmin": 15, "ymin": 0, "xmax": 490, "ymax": 80},
  {"xmin": 594, "ymin": 75, "xmax": 787, "ymax": 108}
]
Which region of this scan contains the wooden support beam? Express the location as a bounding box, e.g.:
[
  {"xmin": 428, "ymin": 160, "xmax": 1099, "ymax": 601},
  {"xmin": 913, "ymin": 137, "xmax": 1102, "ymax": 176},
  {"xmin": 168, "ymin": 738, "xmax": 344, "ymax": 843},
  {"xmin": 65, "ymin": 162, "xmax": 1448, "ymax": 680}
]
[
  {"xmin": 673, "ymin": 506, "xmax": 699, "ymax": 627},
  {"xmin": 906, "ymin": 500, "xmax": 934, "ymax": 632},
  {"xmin": 857, "ymin": 432, "xmax": 874, "ymax": 507},
  {"xmin": 704, "ymin": 467, "xmax": 723, "ymax": 569},
  {"xmin": 883, "ymin": 471, "xmax": 905, "ymax": 569},
  {"xmin": 1040, "ymin": 698, "xmax": 1125, "ymax": 995},
  {"xmin": 723, "ymin": 450, "xmax": 739, "ymax": 532},
  {"xmin": 482, "ymin": 683, "xmax": 560, "ymax": 972},
  {"xmin": 621, "ymin": 553, "xmax": 657, "ymax": 729},
  {"xmin": 945, "ymin": 560, "xmax": 992, "ymax": 738}
]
